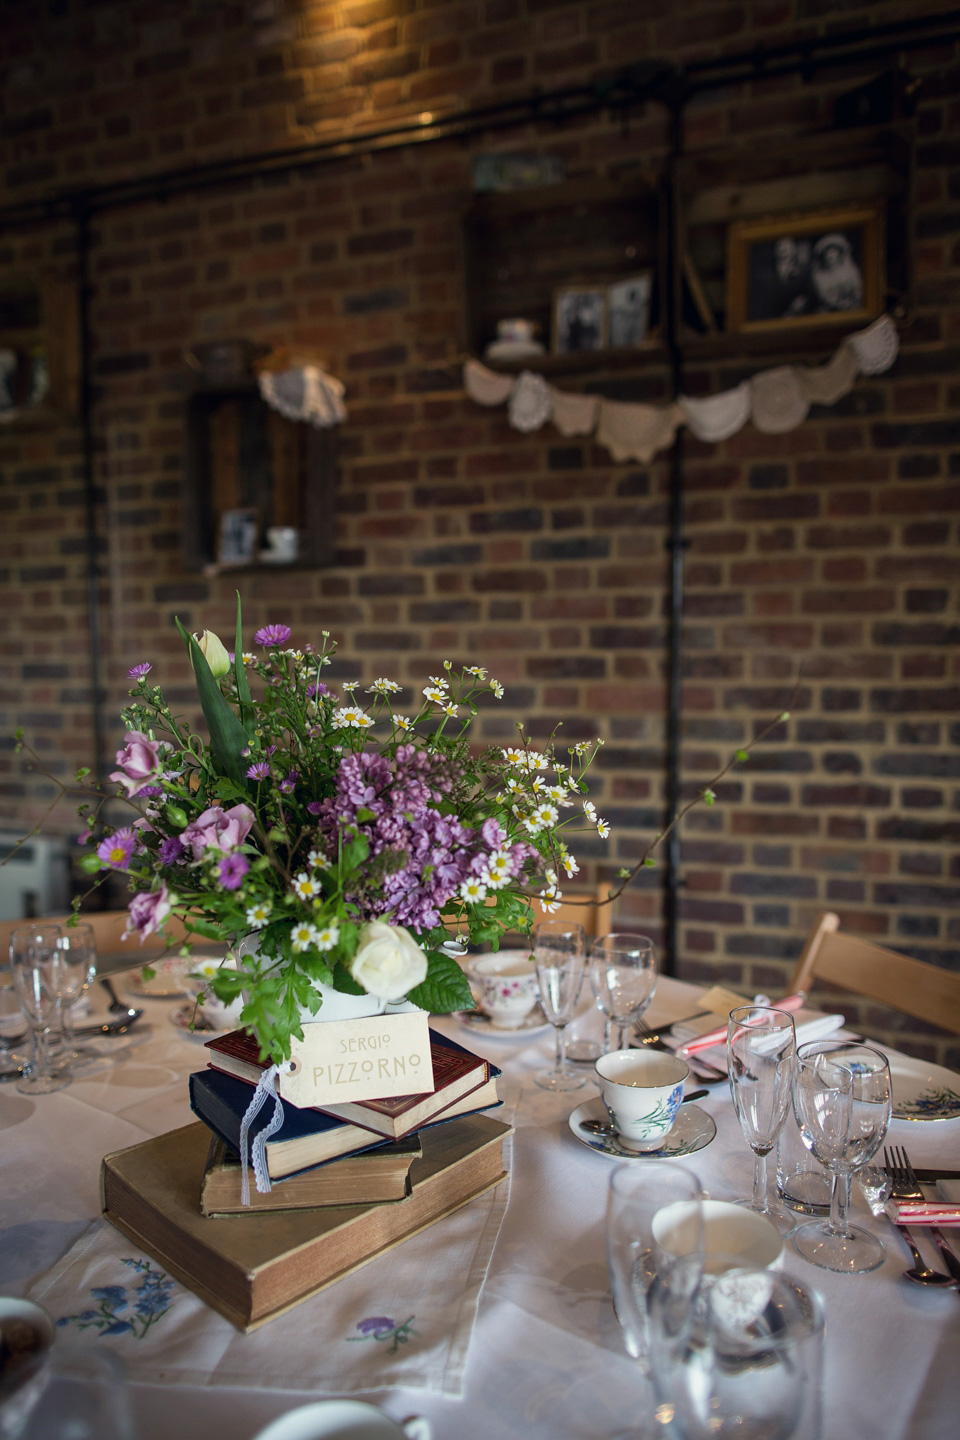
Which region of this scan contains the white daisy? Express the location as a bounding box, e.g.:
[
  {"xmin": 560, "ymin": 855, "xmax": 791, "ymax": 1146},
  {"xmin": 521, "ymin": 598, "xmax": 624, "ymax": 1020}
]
[
  {"xmin": 367, "ymin": 678, "xmax": 401, "ymax": 694},
  {"xmin": 245, "ymin": 901, "xmax": 271, "ymax": 929},
  {"xmin": 292, "ymin": 871, "xmax": 321, "ymax": 900},
  {"xmin": 442, "ymin": 702, "xmax": 458, "ymax": 718},
  {"xmin": 561, "ymin": 853, "xmax": 580, "ymax": 877},
  {"xmin": 531, "ymin": 802, "xmax": 559, "ymax": 828},
  {"xmin": 539, "ymin": 889, "xmax": 562, "ymax": 914},
  {"xmin": 465, "ymin": 665, "xmax": 487, "ymax": 678},
  {"xmin": 393, "ymin": 715, "xmax": 411, "ymax": 731},
  {"xmin": 490, "ymin": 679, "xmax": 504, "ymax": 698},
  {"xmin": 291, "ymin": 922, "xmax": 320, "ymax": 953},
  {"xmin": 422, "ymin": 686, "xmax": 446, "ymax": 705},
  {"xmin": 583, "ymin": 800, "xmax": 597, "ymax": 821},
  {"xmin": 342, "ymin": 680, "xmax": 360, "ymax": 690},
  {"xmin": 428, "ymin": 674, "xmax": 449, "ymax": 689},
  {"xmin": 307, "ymin": 848, "xmax": 328, "ymax": 870},
  {"xmin": 315, "ymin": 925, "xmax": 339, "ymax": 951},
  {"xmin": 332, "ymin": 706, "xmax": 374, "ymax": 729},
  {"xmin": 459, "ymin": 877, "xmax": 488, "ymax": 903},
  {"xmin": 597, "ymin": 818, "xmax": 610, "ymax": 839},
  {"xmin": 501, "ymin": 746, "xmax": 526, "ymax": 766}
]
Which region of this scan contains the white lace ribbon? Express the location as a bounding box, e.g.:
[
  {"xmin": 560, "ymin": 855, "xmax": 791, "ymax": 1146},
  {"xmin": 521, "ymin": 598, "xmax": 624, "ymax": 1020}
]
[{"xmin": 238, "ymin": 1059, "xmax": 295, "ymax": 1205}]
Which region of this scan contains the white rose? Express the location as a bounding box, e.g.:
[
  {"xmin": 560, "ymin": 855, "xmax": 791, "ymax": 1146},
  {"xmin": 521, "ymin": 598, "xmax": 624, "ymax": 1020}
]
[{"xmin": 349, "ymin": 920, "xmax": 428, "ymax": 1001}]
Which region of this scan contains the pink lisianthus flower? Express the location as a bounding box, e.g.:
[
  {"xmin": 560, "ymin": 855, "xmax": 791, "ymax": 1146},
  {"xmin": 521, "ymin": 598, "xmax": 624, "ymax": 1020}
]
[
  {"xmin": 124, "ymin": 884, "xmax": 172, "ymax": 940},
  {"xmin": 110, "ymin": 731, "xmax": 164, "ymax": 798},
  {"xmin": 181, "ymin": 802, "xmax": 255, "ymax": 861}
]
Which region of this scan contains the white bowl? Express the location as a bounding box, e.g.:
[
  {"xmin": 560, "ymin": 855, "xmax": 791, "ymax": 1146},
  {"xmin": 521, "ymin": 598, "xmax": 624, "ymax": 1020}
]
[
  {"xmin": 653, "ymin": 1199, "xmax": 784, "ymax": 1271},
  {"xmin": 251, "ymin": 1400, "xmax": 430, "ymax": 1440},
  {"xmin": 0, "ymin": 1297, "xmax": 55, "ymax": 1440}
]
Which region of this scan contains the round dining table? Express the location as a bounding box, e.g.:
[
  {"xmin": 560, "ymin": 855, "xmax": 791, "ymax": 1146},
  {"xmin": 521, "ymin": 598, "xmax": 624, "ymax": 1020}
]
[{"xmin": 2, "ymin": 969, "xmax": 958, "ymax": 1440}]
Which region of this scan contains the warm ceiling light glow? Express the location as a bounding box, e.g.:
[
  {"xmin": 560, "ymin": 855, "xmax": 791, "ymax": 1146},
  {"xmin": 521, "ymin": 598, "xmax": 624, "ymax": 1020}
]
[{"xmin": 418, "ymin": 112, "xmax": 434, "ymax": 125}]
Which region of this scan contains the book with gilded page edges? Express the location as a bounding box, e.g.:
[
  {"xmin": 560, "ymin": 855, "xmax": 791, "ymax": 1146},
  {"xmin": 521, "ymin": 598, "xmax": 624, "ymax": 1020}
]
[
  {"xmin": 199, "ymin": 1133, "xmax": 422, "ymax": 1215},
  {"xmin": 101, "ymin": 1113, "xmax": 512, "ymax": 1331},
  {"xmin": 205, "ymin": 1027, "xmax": 494, "ymax": 1139}
]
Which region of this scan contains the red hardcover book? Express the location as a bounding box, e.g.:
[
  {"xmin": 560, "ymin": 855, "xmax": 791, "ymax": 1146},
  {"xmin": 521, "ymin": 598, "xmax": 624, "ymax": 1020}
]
[{"xmin": 205, "ymin": 1028, "xmax": 494, "ymax": 1140}]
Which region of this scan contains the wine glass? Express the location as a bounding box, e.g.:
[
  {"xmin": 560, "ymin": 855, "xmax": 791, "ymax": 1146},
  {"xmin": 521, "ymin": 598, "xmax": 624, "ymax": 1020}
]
[
  {"xmin": 0, "ymin": 952, "xmax": 29, "ymax": 1077},
  {"xmin": 726, "ymin": 1005, "xmax": 797, "ymax": 1238},
  {"xmin": 606, "ymin": 1160, "xmax": 704, "ymax": 1372},
  {"xmin": 10, "ymin": 922, "xmax": 71, "ymax": 1096},
  {"xmin": 647, "ymin": 1255, "xmax": 825, "ymax": 1440},
  {"xmin": 532, "ymin": 920, "xmax": 585, "ymax": 1091},
  {"xmin": 791, "ymin": 1039, "xmax": 892, "ymax": 1274},
  {"xmin": 53, "ymin": 922, "xmax": 98, "ymax": 1064},
  {"xmin": 589, "ymin": 932, "xmax": 657, "ymax": 1053}
]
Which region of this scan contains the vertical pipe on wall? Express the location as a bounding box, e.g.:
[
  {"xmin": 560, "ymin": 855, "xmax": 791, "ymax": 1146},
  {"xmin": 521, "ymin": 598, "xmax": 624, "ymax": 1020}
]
[
  {"xmin": 661, "ymin": 88, "xmax": 687, "ymax": 979},
  {"xmin": 75, "ymin": 206, "xmax": 108, "ymax": 788}
]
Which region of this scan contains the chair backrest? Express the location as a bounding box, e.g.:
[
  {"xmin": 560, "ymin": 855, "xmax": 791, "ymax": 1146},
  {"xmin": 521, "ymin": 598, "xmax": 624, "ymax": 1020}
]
[
  {"xmin": 788, "ymin": 910, "xmax": 960, "ymax": 1036},
  {"xmin": 0, "ymin": 909, "xmax": 190, "ymax": 965}
]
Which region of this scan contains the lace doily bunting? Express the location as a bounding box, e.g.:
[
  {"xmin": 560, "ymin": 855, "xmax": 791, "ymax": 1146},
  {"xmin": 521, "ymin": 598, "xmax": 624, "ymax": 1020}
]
[
  {"xmin": 678, "ymin": 381, "xmax": 751, "ymax": 443},
  {"xmin": 847, "ymin": 314, "xmax": 899, "ymax": 376},
  {"xmin": 596, "ymin": 399, "xmax": 682, "ymax": 463},
  {"xmin": 258, "ymin": 367, "xmax": 347, "ymax": 427},
  {"xmin": 750, "ymin": 365, "xmax": 810, "ymax": 434},
  {"xmin": 508, "ymin": 370, "xmax": 552, "ymax": 433},
  {"xmin": 463, "ymin": 358, "xmax": 515, "ymax": 407},
  {"xmin": 549, "ymin": 386, "xmax": 600, "ymax": 436},
  {"xmin": 794, "ymin": 343, "xmax": 858, "ymax": 405}
]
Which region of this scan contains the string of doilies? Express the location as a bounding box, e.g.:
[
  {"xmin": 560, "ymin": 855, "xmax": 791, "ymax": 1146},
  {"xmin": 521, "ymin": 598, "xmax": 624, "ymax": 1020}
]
[{"xmin": 463, "ymin": 315, "xmax": 899, "ymax": 464}]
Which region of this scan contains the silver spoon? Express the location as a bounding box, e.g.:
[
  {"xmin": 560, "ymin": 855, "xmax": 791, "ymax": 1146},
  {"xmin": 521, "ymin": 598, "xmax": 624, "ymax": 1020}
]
[
  {"xmin": 895, "ymin": 1226, "xmax": 958, "ymax": 1289},
  {"xmin": 73, "ymin": 1009, "xmax": 144, "ymax": 1037},
  {"xmin": 581, "ymin": 1090, "xmax": 709, "ymax": 1135}
]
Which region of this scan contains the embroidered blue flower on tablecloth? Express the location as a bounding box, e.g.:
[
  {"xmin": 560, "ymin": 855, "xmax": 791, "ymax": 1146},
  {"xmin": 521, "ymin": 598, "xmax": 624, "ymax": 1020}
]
[
  {"xmin": 347, "ymin": 1314, "xmax": 416, "ymax": 1354},
  {"xmin": 56, "ymin": 1258, "xmax": 177, "ymax": 1339}
]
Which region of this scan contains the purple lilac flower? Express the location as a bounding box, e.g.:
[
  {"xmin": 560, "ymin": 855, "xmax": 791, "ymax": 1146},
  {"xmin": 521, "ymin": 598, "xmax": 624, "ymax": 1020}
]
[
  {"xmin": 128, "ymin": 662, "xmax": 152, "ymax": 679},
  {"xmin": 246, "ymin": 761, "xmax": 271, "ymax": 781},
  {"xmin": 98, "ymin": 827, "xmax": 137, "ymax": 871},
  {"xmin": 159, "ymin": 835, "xmax": 185, "ymax": 865},
  {"xmin": 255, "ymin": 623, "xmax": 291, "ymax": 647},
  {"xmin": 218, "ymin": 854, "xmax": 249, "ymax": 890}
]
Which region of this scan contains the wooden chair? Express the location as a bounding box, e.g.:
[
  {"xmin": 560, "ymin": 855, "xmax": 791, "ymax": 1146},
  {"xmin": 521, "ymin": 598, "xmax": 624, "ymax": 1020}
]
[
  {"xmin": 0, "ymin": 909, "xmax": 190, "ymax": 965},
  {"xmin": 788, "ymin": 910, "xmax": 960, "ymax": 1036}
]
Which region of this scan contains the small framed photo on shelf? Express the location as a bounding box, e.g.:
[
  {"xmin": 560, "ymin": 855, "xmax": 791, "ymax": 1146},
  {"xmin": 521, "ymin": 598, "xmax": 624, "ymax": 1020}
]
[
  {"xmin": 217, "ymin": 507, "xmax": 259, "ymax": 567},
  {"xmin": 607, "ymin": 272, "xmax": 653, "ymax": 348},
  {"xmin": 726, "ymin": 200, "xmax": 885, "ymax": 333},
  {"xmin": 552, "ymin": 287, "xmax": 607, "ymax": 354}
]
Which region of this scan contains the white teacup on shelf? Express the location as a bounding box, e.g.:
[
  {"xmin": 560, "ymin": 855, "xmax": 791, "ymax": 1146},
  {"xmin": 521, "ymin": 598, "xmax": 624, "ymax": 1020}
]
[
  {"xmin": 466, "ymin": 951, "xmax": 539, "ymax": 1029},
  {"xmin": 594, "ymin": 1048, "xmax": 689, "ymax": 1151}
]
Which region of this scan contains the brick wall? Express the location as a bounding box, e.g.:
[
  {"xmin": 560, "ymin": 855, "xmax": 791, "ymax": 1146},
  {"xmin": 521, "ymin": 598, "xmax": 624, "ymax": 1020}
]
[{"xmin": 0, "ymin": 1, "xmax": 958, "ymax": 1063}]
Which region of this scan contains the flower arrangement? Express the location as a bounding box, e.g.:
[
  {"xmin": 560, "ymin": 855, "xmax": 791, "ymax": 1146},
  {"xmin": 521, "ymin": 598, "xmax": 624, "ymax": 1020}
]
[{"xmin": 67, "ymin": 602, "xmax": 611, "ymax": 1060}]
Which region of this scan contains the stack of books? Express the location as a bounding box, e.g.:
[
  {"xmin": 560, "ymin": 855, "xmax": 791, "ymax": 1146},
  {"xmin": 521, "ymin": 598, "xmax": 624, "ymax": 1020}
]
[{"xmin": 100, "ymin": 1027, "xmax": 512, "ymax": 1330}]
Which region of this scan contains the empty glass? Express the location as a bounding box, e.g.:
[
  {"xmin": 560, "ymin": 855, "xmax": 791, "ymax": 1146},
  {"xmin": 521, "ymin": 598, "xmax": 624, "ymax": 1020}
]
[
  {"xmin": 532, "ymin": 920, "xmax": 585, "ymax": 1092},
  {"xmin": 10, "ymin": 923, "xmax": 70, "ymax": 1095},
  {"xmin": 727, "ymin": 1005, "xmax": 797, "ymax": 1237},
  {"xmin": 606, "ymin": 1160, "xmax": 704, "ymax": 1372},
  {"xmin": 589, "ymin": 932, "xmax": 657, "ymax": 1053},
  {"xmin": 53, "ymin": 922, "xmax": 98, "ymax": 1065},
  {"xmin": 647, "ymin": 1256, "xmax": 825, "ymax": 1440},
  {"xmin": 791, "ymin": 1039, "xmax": 892, "ymax": 1274}
]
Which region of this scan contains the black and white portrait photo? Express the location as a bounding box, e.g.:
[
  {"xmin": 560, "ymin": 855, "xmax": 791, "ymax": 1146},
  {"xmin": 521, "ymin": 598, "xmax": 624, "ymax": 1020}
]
[
  {"xmin": 553, "ymin": 288, "xmax": 607, "ymax": 353},
  {"xmin": 607, "ymin": 273, "xmax": 653, "ymax": 348},
  {"xmin": 727, "ymin": 202, "xmax": 883, "ymax": 332}
]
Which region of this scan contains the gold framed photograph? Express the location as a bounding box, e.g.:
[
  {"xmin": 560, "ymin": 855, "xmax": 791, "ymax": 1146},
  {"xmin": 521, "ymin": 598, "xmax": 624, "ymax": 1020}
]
[
  {"xmin": 552, "ymin": 287, "xmax": 607, "ymax": 354},
  {"xmin": 726, "ymin": 200, "xmax": 885, "ymax": 333}
]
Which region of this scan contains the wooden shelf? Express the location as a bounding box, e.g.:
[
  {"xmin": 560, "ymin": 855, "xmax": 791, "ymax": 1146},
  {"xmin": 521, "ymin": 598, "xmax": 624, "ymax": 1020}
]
[{"xmin": 478, "ymin": 338, "xmax": 670, "ymax": 376}]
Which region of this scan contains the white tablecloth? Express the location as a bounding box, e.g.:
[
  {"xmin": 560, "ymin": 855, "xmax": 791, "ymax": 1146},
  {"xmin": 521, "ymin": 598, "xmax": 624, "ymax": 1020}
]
[{"xmin": 3, "ymin": 975, "xmax": 959, "ymax": 1439}]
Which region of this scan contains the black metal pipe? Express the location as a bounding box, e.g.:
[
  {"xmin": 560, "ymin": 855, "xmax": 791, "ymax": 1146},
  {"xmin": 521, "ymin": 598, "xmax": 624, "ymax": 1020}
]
[{"xmin": 75, "ymin": 207, "xmax": 108, "ymax": 789}]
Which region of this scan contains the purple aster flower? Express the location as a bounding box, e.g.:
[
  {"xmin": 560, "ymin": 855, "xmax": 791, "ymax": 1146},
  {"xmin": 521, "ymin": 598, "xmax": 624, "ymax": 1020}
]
[
  {"xmin": 306, "ymin": 682, "xmax": 329, "ymax": 698},
  {"xmin": 128, "ymin": 662, "xmax": 152, "ymax": 679},
  {"xmin": 246, "ymin": 761, "xmax": 271, "ymax": 781},
  {"xmin": 279, "ymin": 769, "xmax": 300, "ymax": 794},
  {"xmin": 218, "ymin": 854, "xmax": 249, "ymax": 890},
  {"xmin": 307, "ymin": 801, "xmax": 324, "ymax": 816},
  {"xmin": 97, "ymin": 827, "xmax": 137, "ymax": 871},
  {"xmin": 255, "ymin": 623, "xmax": 291, "ymax": 647},
  {"xmin": 159, "ymin": 835, "xmax": 185, "ymax": 865},
  {"xmin": 139, "ymin": 784, "xmax": 163, "ymax": 798}
]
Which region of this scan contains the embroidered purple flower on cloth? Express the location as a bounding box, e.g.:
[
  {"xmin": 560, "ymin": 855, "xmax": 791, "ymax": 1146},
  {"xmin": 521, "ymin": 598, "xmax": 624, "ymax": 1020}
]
[
  {"xmin": 348, "ymin": 1315, "xmax": 416, "ymax": 1354},
  {"xmin": 255, "ymin": 623, "xmax": 291, "ymax": 647},
  {"xmin": 57, "ymin": 1258, "xmax": 176, "ymax": 1340}
]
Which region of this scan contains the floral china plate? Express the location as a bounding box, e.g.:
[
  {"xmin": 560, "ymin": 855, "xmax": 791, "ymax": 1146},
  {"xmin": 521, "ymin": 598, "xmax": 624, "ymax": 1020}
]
[
  {"xmin": 455, "ymin": 1005, "xmax": 551, "ymax": 1039},
  {"xmin": 169, "ymin": 1003, "xmax": 227, "ymax": 1039},
  {"xmin": 568, "ymin": 1095, "xmax": 717, "ymax": 1160},
  {"xmin": 122, "ymin": 957, "xmax": 189, "ymax": 998},
  {"xmin": 888, "ymin": 1053, "xmax": 960, "ymax": 1121}
]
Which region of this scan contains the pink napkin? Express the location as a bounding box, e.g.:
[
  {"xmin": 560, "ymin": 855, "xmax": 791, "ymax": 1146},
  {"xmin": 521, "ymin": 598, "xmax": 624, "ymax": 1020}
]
[
  {"xmin": 676, "ymin": 993, "xmax": 806, "ymax": 1057},
  {"xmin": 885, "ymin": 1201, "xmax": 960, "ymax": 1227}
]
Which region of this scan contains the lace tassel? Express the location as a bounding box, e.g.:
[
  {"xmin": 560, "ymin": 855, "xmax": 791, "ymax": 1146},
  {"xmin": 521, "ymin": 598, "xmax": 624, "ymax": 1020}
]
[{"xmin": 238, "ymin": 1060, "xmax": 294, "ymax": 1206}]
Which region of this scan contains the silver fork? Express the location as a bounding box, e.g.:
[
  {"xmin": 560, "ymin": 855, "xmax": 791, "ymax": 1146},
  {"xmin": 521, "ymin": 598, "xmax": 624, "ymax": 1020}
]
[
  {"xmin": 888, "ymin": 1144, "xmax": 960, "ymax": 1285},
  {"xmin": 883, "ymin": 1145, "xmax": 958, "ymax": 1287},
  {"xmin": 633, "ymin": 1017, "xmax": 727, "ymax": 1081}
]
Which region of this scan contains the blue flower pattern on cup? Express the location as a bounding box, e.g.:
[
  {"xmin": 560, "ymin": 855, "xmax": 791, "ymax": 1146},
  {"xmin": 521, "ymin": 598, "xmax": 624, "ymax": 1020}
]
[
  {"xmin": 347, "ymin": 1314, "xmax": 417, "ymax": 1355},
  {"xmin": 56, "ymin": 1257, "xmax": 177, "ymax": 1339},
  {"xmin": 604, "ymin": 1079, "xmax": 684, "ymax": 1141}
]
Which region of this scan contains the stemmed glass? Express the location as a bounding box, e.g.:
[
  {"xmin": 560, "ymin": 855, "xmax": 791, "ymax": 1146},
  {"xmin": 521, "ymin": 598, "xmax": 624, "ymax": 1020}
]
[
  {"xmin": 532, "ymin": 920, "xmax": 586, "ymax": 1091},
  {"xmin": 791, "ymin": 1039, "xmax": 892, "ymax": 1274},
  {"xmin": 727, "ymin": 1005, "xmax": 797, "ymax": 1238},
  {"xmin": 0, "ymin": 952, "xmax": 29, "ymax": 1077},
  {"xmin": 589, "ymin": 932, "xmax": 657, "ymax": 1053},
  {"xmin": 54, "ymin": 923, "xmax": 98, "ymax": 1065},
  {"xmin": 607, "ymin": 1161, "xmax": 704, "ymax": 1373},
  {"xmin": 10, "ymin": 923, "xmax": 71, "ymax": 1095}
]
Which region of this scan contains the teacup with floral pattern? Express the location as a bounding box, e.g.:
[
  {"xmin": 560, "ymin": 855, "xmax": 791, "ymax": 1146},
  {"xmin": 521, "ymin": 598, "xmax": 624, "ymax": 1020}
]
[{"xmin": 466, "ymin": 950, "xmax": 540, "ymax": 1028}]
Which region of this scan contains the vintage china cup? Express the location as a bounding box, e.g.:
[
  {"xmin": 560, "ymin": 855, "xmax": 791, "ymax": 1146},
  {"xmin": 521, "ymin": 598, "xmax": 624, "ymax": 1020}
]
[
  {"xmin": 465, "ymin": 951, "xmax": 539, "ymax": 1028},
  {"xmin": 594, "ymin": 1048, "xmax": 688, "ymax": 1151},
  {"xmin": 251, "ymin": 1399, "xmax": 430, "ymax": 1440},
  {"xmin": 653, "ymin": 1199, "xmax": 784, "ymax": 1272},
  {"xmin": 183, "ymin": 955, "xmax": 245, "ymax": 1029},
  {"xmin": 0, "ymin": 1297, "xmax": 55, "ymax": 1440}
]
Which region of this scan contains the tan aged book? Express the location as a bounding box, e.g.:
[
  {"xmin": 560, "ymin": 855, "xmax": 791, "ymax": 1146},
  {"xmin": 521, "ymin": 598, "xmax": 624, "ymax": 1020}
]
[
  {"xmin": 101, "ymin": 1113, "xmax": 512, "ymax": 1331},
  {"xmin": 199, "ymin": 1134, "xmax": 421, "ymax": 1215}
]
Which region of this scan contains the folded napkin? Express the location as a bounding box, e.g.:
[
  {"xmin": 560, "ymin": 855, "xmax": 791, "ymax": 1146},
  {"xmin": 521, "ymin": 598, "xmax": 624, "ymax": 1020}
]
[
  {"xmin": 885, "ymin": 1201, "xmax": 960, "ymax": 1227},
  {"xmin": 666, "ymin": 1005, "xmax": 845, "ymax": 1074},
  {"xmin": 938, "ymin": 1180, "xmax": 960, "ymax": 1203}
]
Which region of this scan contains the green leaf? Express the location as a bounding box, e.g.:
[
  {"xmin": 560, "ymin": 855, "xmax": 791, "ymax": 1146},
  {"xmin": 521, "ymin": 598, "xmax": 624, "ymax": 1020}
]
[
  {"xmin": 330, "ymin": 960, "xmax": 365, "ymax": 995},
  {"xmin": 182, "ymin": 916, "xmax": 228, "ymax": 941},
  {"xmin": 175, "ymin": 616, "xmax": 250, "ymax": 788},
  {"xmin": 735, "ymin": 749, "xmax": 749, "ymax": 763},
  {"xmin": 233, "ymin": 592, "xmax": 256, "ymax": 736},
  {"xmin": 408, "ymin": 950, "xmax": 473, "ymax": 1013}
]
